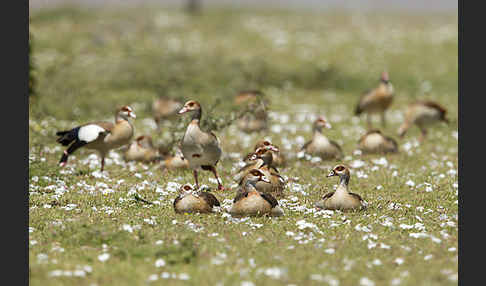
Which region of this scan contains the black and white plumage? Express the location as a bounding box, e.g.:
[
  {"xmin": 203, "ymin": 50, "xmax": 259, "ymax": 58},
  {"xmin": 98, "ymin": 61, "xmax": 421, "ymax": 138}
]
[{"xmin": 55, "ymin": 106, "xmax": 136, "ymax": 171}]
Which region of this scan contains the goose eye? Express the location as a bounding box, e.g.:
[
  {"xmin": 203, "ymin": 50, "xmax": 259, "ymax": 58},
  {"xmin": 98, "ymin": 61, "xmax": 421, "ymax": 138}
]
[
  {"xmin": 335, "ymin": 166, "xmax": 345, "ymax": 171},
  {"xmin": 184, "ymin": 186, "xmax": 192, "ymax": 191},
  {"xmin": 264, "ymin": 141, "xmax": 270, "ymax": 145}
]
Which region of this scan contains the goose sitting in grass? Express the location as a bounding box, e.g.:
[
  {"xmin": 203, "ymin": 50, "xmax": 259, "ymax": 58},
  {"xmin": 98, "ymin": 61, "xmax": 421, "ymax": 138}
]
[
  {"xmin": 241, "ymin": 146, "xmax": 285, "ymax": 198},
  {"xmin": 230, "ymin": 169, "xmax": 284, "ymax": 217},
  {"xmin": 397, "ymin": 100, "xmax": 449, "ymax": 142},
  {"xmin": 301, "ymin": 116, "xmax": 343, "ymax": 160},
  {"xmin": 234, "ymin": 143, "xmax": 279, "ymax": 183},
  {"xmin": 178, "ymin": 100, "xmax": 225, "ymax": 190},
  {"xmin": 173, "ymin": 184, "xmax": 220, "ymax": 214},
  {"xmin": 124, "ymin": 135, "xmax": 162, "ymax": 163},
  {"xmin": 243, "ymin": 139, "xmax": 286, "ymax": 167},
  {"xmin": 315, "ymin": 165, "xmax": 367, "ymax": 211},
  {"xmin": 152, "ymin": 95, "xmax": 183, "ymax": 129},
  {"xmin": 56, "ymin": 106, "xmax": 136, "ymax": 171},
  {"xmin": 159, "ymin": 148, "xmax": 189, "ymax": 170},
  {"xmin": 357, "ymin": 129, "xmax": 398, "ymax": 154}
]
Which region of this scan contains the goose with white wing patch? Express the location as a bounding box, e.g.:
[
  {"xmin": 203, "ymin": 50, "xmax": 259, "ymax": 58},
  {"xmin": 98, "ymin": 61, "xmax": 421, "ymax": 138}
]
[{"xmin": 56, "ymin": 106, "xmax": 136, "ymax": 171}]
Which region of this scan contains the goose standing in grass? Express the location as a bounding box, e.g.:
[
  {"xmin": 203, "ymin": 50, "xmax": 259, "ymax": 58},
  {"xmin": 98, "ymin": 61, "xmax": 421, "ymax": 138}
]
[
  {"xmin": 315, "ymin": 165, "xmax": 367, "ymax": 211},
  {"xmin": 124, "ymin": 135, "xmax": 162, "ymax": 163},
  {"xmin": 301, "ymin": 116, "xmax": 343, "ymax": 160},
  {"xmin": 152, "ymin": 95, "xmax": 183, "ymax": 129},
  {"xmin": 56, "ymin": 106, "xmax": 136, "ymax": 171},
  {"xmin": 178, "ymin": 100, "xmax": 225, "ymax": 190},
  {"xmin": 235, "ymin": 90, "xmax": 268, "ymax": 133},
  {"xmin": 355, "ymin": 71, "xmax": 394, "ymax": 129},
  {"xmin": 357, "ymin": 129, "xmax": 398, "ymax": 154},
  {"xmin": 243, "ymin": 139, "xmax": 286, "ymax": 167},
  {"xmin": 242, "ymin": 146, "xmax": 285, "ymax": 198},
  {"xmin": 230, "ymin": 169, "xmax": 284, "ymax": 217},
  {"xmin": 173, "ymin": 184, "xmax": 220, "ymax": 214},
  {"xmin": 397, "ymin": 100, "xmax": 449, "ymax": 142}
]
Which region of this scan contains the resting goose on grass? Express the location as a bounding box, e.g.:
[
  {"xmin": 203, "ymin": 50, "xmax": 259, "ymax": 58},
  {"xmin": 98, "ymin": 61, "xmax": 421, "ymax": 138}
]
[
  {"xmin": 56, "ymin": 105, "xmax": 136, "ymax": 171},
  {"xmin": 124, "ymin": 135, "xmax": 162, "ymax": 163},
  {"xmin": 173, "ymin": 184, "xmax": 220, "ymax": 214},
  {"xmin": 178, "ymin": 100, "xmax": 225, "ymax": 190},
  {"xmin": 243, "ymin": 139, "xmax": 286, "ymax": 167},
  {"xmin": 302, "ymin": 116, "xmax": 343, "ymax": 160},
  {"xmin": 230, "ymin": 169, "xmax": 283, "ymax": 217},
  {"xmin": 152, "ymin": 95, "xmax": 183, "ymax": 129},
  {"xmin": 315, "ymin": 165, "xmax": 367, "ymax": 211},
  {"xmin": 357, "ymin": 129, "xmax": 398, "ymax": 154}
]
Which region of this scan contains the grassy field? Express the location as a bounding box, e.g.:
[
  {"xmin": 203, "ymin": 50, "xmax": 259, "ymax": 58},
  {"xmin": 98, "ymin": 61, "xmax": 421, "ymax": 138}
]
[{"xmin": 29, "ymin": 5, "xmax": 458, "ymax": 286}]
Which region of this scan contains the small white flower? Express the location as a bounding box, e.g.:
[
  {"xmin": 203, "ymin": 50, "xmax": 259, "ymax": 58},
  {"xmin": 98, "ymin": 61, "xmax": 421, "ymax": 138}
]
[
  {"xmin": 324, "ymin": 248, "xmax": 335, "ymax": 254},
  {"xmin": 360, "ymin": 277, "xmax": 375, "ymax": 286},
  {"xmin": 98, "ymin": 253, "xmax": 110, "ymax": 262},
  {"xmin": 147, "ymin": 274, "xmax": 158, "ymax": 281},
  {"xmin": 241, "ymin": 282, "xmax": 255, "ymax": 286},
  {"xmin": 394, "ymin": 258, "xmax": 404, "ymax": 265},
  {"xmin": 424, "ymin": 254, "xmax": 433, "ymax": 260},
  {"xmin": 155, "ymin": 258, "xmax": 166, "ymax": 267},
  {"xmin": 405, "ymin": 180, "xmax": 415, "ymax": 187},
  {"xmin": 179, "ymin": 273, "xmax": 190, "ymax": 280}
]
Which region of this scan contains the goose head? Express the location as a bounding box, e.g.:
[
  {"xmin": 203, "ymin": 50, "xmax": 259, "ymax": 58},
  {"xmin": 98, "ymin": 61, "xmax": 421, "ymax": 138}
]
[
  {"xmin": 178, "ymin": 100, "xmax": 201, "ymax": 114},
  {"xmin": 246, "ymin": 169, "xmax": 271, "ymax": 185},
  {"xmin": 327, "ymin": 164, "xmax": 351, "ymax": 185},
  {"xmin": 117, "ymin": 105, "xmax": 136, "ymax": 121},
  {"xmin": 249, "ymin": 145, "xmax": 279, "ymax": 163},
  {"xmin": 381, "ymin": 71, "xmax": 390, "ymax": 83},
  {"xmin": 314, "ymin": 116, "xmax": 332, "ymax": 131}
]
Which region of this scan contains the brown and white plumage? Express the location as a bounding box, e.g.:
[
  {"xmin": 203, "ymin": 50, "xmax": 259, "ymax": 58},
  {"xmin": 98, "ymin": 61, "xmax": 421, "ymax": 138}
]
[
  {"xmin": 230, "ymin": 169, "xmax": 283, "ymax": 217},
  {"xmin": 355, "ymin": 71, "xmax": 394, "ymax": 129},
  {"xmin": 397, "ymin": 100, "xmax": 449, "ymax": 142},
  {"xmin": 152, "ymin": 95, "xmax": 183, "ymax": 128},
  {"xmin": 240, "ymin": 146, "xmax": 285, "ymax": 198},
  {"xmin": 159, "ymin": 148, "xmax": 189, "ymax": 170},
  {"xmin": 124, "ymin": 135, "xmax": 162, "ymax": 163},
  {"xmin": 243, "ymin": 140, "xmax": 286, "ymax": 167},
  {"xmin": 173, "ymin": 184, "xmax": 220, "ymax": 214},
  {"xmin": 302, "ymin": 116, "xmax": 343, "ymax": 160},
  {"xmin": 56, "ymin": 105, "xmax": 136, "ymax": 171},
  {"xmin": 357, "ymin": 129, "xmax": 398, "ymax": 154},
  {"xmin": 178, "ymin": 100, "xmax": 224, "ymax": 190},
  {"xmin": 234, "ymin": 143, "xmax": 279, "ymax": 182},
  {"xmin": 315, "ymin": 165, "xmax": 367, "ymax": 211}
]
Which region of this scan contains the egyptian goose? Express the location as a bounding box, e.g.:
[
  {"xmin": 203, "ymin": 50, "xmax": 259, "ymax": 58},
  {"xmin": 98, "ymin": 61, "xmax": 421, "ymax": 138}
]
[
  {"xmin": 234, "ymin": 143, "xmax": 279, "ymax": 183},
  {"xmin": 124, "ymin": 135, "xmax": 162, "ymax": 163},
  {"xmin": 355, "ymin": 71, "xmax": 394, "ymax": 129},
  {"xmin": 315, "ymin": 165, "xmax": 366, "ymax": 211},
  {"xmin": 159, "ymin": 148, "xmax": 189, "ymax": 170},
  {"xmin": 243, "ymin": 139, "xmax": 286, "ymax": 167},
  {"xmin": 230, "ymin": 169, "xmax": 284, "ymax": 217},
  {"xmin": 56, "ymin": 106, "xmax": 136, "ymax": 171},
  {"xmin": 397, "ymin": 100, "xmax": 449, "ymax": 142},
  {"xmin": 302, "ymin": 116, "xmax": 343, "ymax": 160},
  {"xmin": 357, "ymin": 129, "xmax": 398, "ymax": 154},
  {"xmin": 235, "ymin": 90, "xmax": 268, "ymax": 133},
  {"xmin": 178, "ymin": 100, "xmax": 225, "ymax": 190},
  {"xmin": 242, "ymin": 146, "xmax": 285, "ymax": 198},
  {"xmin": 152, "ymin": 95, "xmax": 183, "ymax": 128},
  {"xmin": 173, "ymin": 184, "xmax": 220, "ymax": 214}
]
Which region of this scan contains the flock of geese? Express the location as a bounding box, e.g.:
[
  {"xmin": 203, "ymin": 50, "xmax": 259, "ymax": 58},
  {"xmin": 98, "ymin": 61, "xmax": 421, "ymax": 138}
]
[{"xmin": 55, "ymin": 72, "xmax": 450, "ymax": 216}]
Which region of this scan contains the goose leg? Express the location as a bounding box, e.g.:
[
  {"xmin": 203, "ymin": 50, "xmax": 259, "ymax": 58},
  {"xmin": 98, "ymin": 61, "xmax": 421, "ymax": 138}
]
[
  {"xmin": 101, "ymin": 156, "xmax": 106, "ymax": 172},
  {"xmin": 210, "ymin": 166, "xmax": 225, "ymax": 191},
  {"xmin": 59, "ymin": 140, "xmax": 87, "ymax": 167},
  {"xmin": 193, "ymin": 170, "xmax": 199, "ymax": 189},
  {"xmin": 381, "ymin": 112, "xmax": 386, "ymax": 128}
]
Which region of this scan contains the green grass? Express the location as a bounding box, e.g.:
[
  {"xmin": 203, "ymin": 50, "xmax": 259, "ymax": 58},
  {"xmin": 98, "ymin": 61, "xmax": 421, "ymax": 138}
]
[{"xmin": 29, "ymin": 5, "xmax": 458, "ymax": 286}]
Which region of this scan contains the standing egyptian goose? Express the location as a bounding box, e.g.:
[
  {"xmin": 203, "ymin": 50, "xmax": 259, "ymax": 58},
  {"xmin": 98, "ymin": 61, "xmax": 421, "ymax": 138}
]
[
  {"xmin": 234, "ymin": 143, "xmax": 279, "ymax": 183},
  {"xmin": 178, "ymin": 100, "xmax": 225, "ymax": 190},
  {"xmin": 355, "ymin": 71, "xmax": 394, "ymax": 129},
  {"xmin": 315, "ymin": 165, "xmax": 367, "ymax": 211},
  {"xmin": 235, "ymin": 90, "xmax": 268, "ymax": 133},
  {"xmin": 243, "ymin": 140, "xmax": 286, "ymax": 167},
  {"xmin": 302, "ymin": 116, "xmax": 343, "ymax": 160},
  {"xmin": 173, "ymin": 184, "xmax": 220, "ymax": 214},
  {"xmin": 152, "ymin": 95, "xmax": 183, "ymax": 128},
  {"xmin": 56, "ymin": 106, "xmax": 136, "ymax": 171},
  {"xmin": 230, "ymin": 169, "xmax": 284, "ymax": 217},
  {"xmin": 397, "ymin": 100, "xmax": 449, "ymax": 142},
  {"xmin": 357, "ymin": 129, "xmax": 398, "ymax": 154},
  {"xmin": 124, "ymin": 135, "xmax": 162, "ymax": 163},
  {"xmin": 242, "ymin": 146, "xmax": 285, "ymax": 198}
]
